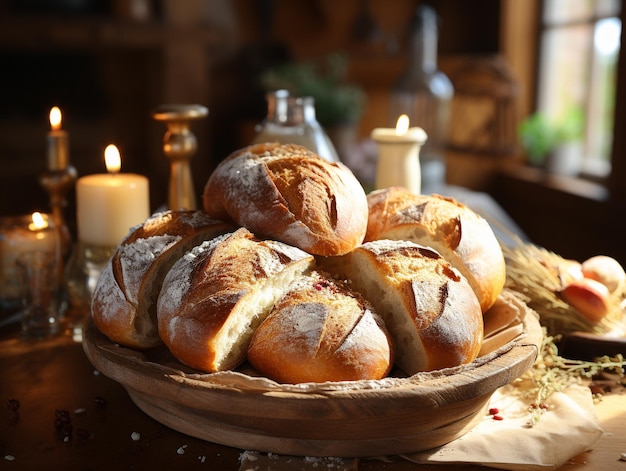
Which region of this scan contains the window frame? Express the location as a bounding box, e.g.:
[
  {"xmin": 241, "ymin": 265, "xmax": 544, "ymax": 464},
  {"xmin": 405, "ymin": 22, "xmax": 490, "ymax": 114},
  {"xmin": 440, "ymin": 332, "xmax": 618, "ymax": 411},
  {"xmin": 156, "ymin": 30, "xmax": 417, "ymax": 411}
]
[
  {"xmin": 503, "ymin": 0, "xmax": 625, "ymax": 199},
  {"xmin": 537, "ymin": 1, "xmax": 620, "ymax": 180},
  {"xmin": 608, "ymin": 4, "xmax": 626, "ymax": 198}
]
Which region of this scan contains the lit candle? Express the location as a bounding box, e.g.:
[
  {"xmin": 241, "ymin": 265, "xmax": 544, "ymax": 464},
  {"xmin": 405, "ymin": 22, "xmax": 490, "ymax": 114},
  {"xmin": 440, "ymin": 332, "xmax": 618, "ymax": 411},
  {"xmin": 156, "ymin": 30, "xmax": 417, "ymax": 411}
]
[
  {"xmin": 371, "ymin": 114, "xmax": 427, "ymax": 194},
  {"xmin": 76, "ymin": 145, "xmax": 150, "ymax": 247},
  {"xmin": 0, "ymin": 212, "xmax": 59, "ymax": 300},
  {"xmin": 47, "ymin": 106, "xmax": 69, "ymax": 171}
]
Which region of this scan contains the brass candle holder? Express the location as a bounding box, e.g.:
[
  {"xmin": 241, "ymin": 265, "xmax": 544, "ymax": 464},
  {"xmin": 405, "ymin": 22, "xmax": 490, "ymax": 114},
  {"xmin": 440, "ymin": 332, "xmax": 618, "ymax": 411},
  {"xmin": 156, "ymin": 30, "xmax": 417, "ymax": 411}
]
[
  {"xmin": 152, "ymin": 104, "xmax": 209, "ymax": 210},
  {"xmin": 39, "ymin": 166, "xmax": 77, "ymax": 262},
  {"xmin": 40, "ymin": 168, "xmax": 76, "ymax": 326},
  {"xmin": 41, "ymin": 106, "xmax": 77, "ymax": 262}
]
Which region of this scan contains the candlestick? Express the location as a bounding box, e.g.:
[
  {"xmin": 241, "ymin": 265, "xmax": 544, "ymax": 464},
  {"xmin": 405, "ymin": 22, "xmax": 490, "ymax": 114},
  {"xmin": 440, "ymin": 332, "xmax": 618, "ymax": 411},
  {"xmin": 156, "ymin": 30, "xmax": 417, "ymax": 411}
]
[
  {"xmin": 152, "ymin": 104, "xmax": 208, "ymax": 210},
  {"xmin": 39, "ymin": 106, "xmax": 77, "ymax": 261},
  {"xmin": 371, "ymin": 114, "xmax": 427, "ymax": 194}
]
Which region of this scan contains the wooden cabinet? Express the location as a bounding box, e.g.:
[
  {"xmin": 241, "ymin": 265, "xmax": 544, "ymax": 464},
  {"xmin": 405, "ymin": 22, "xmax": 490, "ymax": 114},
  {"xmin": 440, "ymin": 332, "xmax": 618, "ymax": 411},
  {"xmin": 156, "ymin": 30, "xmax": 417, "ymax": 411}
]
[
  {"xmin": 0, "ymin": 0, "xmax": 506, "ymax": 223},
  {"xmin": 0, "ymin": 3, "xmax": 230, "ymax": 220}
]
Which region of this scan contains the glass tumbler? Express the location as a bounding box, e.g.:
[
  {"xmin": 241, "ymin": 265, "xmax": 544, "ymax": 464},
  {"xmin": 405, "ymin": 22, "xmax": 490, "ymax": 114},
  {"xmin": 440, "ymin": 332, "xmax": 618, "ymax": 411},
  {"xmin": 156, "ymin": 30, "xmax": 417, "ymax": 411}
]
[{"xmin": 16, "ymin": 251, "xmax": 61, "ymax": 339}]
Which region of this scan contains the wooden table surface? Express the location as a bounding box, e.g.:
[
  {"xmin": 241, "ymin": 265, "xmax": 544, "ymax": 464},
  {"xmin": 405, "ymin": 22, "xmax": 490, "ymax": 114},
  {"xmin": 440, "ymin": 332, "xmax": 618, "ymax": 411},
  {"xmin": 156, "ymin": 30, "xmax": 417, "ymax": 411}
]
[{"xmin": 1, "ymin": 323, "xmax": 625, "ymax": 471}]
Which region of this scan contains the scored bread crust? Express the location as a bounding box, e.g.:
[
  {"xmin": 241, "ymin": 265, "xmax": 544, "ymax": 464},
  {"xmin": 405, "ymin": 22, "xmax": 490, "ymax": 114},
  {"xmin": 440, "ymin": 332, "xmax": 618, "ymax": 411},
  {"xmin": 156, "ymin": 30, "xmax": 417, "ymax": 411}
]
[
  {"xmin": 91, "ymin": 210, "xmax": 234, "ymax": 350},
  {"xmin": 156, "ymin": 227, "xmax": 316, "ymax": 373},
  {"xmin": 319, "ymin": 239, "xmax": 484, "ymax": 375},
  {"xmin": 248, "ymin": 271, "xmax": 393, "ymax": 383},
  {"xmin": 202, "ymin": 142, "xmax": 368, "ymax": 256},
  {"xmin": 365, "ymin": 187, "xmax": 506, "ymax": 313}
]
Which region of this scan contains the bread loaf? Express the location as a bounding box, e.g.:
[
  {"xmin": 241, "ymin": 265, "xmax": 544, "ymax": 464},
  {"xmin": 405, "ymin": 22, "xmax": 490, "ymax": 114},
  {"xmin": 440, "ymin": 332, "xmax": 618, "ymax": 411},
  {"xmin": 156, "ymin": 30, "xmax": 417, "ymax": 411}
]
[
  {"xmin": 365, "ymin": 187, "xmax": 505, "ymax": 312},
  {"xmin": 91, "ymin": 210, "xmax": 234, "ymax": 349},
  {"xmin": 202, "ymin": 142, "xmax": 368, "ymax": 256},
  {"xmin": 248, "ymin": 271, "xmax": 393, "ymax": 383},
  {"xmin": 156, "ymin": 227, "xmax": 316, "ymax": 372},
  {"xmin": 92, "ymin": 157, "xmax": 492, "ymax": 382},
  {"xmin": 319, "ymin": 239, "xmax": 483, "ymax": 375}
]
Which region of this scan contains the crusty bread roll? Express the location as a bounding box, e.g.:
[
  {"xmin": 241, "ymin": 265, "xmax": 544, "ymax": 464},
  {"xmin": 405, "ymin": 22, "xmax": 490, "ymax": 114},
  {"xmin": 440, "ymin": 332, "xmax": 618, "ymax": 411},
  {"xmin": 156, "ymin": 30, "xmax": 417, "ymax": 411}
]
[
  {"xmin": 319, "ymin": 239, "xmax": 483, "ymax": 375},
  {"xmin": 248, "ymin": 271, "xmax": 393, "ymax": 383},
  {"xmin": 91, "ymin": 210, "xmax": 234, "ymax": 350},
  {"xmin": 157, "ymin": 227, "xmax": 316, "ymax": 373},
  {"xmin": 365, "ymin": 187, "xmax": 505, "ymax": 313},
  {"xmin": 202, "ymin": 142, "xmax": 368, "ymax": 256}
]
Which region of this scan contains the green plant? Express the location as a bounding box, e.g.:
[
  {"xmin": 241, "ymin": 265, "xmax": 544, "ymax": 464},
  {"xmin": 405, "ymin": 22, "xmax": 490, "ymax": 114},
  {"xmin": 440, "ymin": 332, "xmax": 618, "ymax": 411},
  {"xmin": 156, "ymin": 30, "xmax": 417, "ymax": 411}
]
[
  {"xmin": 261, "ymin": 54, "xmax": 365, "ymax": 127},
  {"xmin": 518, "ymin": 108, "xmax": 584, "ymax": 166},
  {"xmin": 518, "ymin": 113, "xmax": 556, "ymax": 166}
]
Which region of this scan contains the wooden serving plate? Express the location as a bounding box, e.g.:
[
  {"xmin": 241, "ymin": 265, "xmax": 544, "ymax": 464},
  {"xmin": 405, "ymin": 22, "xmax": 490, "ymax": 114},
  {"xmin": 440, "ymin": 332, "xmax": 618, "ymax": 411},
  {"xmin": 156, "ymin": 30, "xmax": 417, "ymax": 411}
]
[{"xmin": 82, "ymin": 290, "xmax": 543, "ymax": 458}]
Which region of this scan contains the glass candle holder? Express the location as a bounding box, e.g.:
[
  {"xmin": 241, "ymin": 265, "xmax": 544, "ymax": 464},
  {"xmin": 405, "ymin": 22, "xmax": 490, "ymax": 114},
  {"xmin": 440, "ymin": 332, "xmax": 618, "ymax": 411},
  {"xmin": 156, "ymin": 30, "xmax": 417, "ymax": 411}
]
[
  {"xmin": 64, "ymin": 241, "xmax": 115, "ymax": 322},
  {"xmin": 16, "ymin": 251, "xmax": 61, "ymax": 339},
  {"xmin": 0, "ymin": 213, "xmax": 61, "ymax": 314}
]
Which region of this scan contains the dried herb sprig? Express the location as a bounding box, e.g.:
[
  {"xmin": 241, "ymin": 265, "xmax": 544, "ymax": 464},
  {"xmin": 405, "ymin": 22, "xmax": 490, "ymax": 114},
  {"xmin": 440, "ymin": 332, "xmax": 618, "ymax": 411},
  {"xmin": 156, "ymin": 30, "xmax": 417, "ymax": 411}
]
[{"xmin": 505, "ymin": 329, "xmax": 626, "ymax": 426}]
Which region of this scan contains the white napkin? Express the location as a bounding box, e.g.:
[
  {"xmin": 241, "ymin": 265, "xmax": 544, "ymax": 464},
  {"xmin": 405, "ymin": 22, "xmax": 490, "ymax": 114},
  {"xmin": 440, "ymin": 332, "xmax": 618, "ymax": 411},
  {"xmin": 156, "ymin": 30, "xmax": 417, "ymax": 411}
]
[{"xmin": 401, "ymin": 383, "xmax": 604, "ymax": 470}]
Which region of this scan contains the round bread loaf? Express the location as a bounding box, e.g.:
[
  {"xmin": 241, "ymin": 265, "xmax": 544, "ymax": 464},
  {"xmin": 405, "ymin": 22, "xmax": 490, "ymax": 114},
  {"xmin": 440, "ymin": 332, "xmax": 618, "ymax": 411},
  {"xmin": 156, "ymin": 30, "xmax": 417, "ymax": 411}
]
[
  {"xmin": 365, "ymin": 187, "xmax": 505, "ymax": 313},
  {"xmin": 91, "ymin": 210, "xmax": 234, "ymax": 350},
  {"xmin": 202, "ymin": 142, "xmax": 368, "ymax": 256},
  {"xmin": 319, "ymin": 239, "xmax": 483, "ymax": 375},
  {"xmin": 248, "ymin": 271, "xmax": 393, "ymax": 383},
  {"xmin": 157, "ymin": 227, "xmax": 316, "ymax": 373}
]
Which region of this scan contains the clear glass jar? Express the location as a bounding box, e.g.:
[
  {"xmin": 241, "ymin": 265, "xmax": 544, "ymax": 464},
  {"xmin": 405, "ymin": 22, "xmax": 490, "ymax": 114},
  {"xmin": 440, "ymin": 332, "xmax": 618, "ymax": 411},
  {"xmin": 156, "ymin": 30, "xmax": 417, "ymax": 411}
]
[
  {"xmin": 0, "ymin": 213, "xmax": 61, "ymax": 316},
  {"xmin": 253, "ymin": 90, "xmax": 340, "ymax": 162},
  {"xmin": 389, "ymin": 5, "xmax": 454, "ymax": 192}
]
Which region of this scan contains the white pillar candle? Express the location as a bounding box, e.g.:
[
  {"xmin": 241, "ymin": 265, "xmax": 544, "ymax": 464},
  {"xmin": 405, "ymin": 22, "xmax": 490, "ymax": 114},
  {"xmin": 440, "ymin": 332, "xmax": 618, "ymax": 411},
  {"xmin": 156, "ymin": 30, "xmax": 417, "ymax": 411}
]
[
  {"xmin": 371, "ymin": 114, "xmax": 427, "ymax": 194},
  {"xmin": 76, "ymin": 145, "xmax": 150, "ymax": 247}
]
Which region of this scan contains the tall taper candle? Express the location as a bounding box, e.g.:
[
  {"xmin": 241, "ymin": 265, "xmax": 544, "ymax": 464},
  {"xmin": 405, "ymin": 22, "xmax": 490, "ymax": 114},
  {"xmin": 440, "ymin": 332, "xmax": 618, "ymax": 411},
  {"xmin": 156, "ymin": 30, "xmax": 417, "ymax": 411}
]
[{"xmin": 47, "ymin": 106, "xmax": 69, "ymax": 171}]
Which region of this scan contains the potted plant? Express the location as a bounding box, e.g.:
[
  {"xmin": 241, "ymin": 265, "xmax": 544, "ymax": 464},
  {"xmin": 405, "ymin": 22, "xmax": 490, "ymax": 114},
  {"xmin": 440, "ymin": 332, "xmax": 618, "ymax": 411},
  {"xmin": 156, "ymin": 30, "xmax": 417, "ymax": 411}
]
[
  {"xmin": 261, "ymin": 53, "xmax": 365, "ymax": 128},
  {"xmin": 518, "ymin": 108, "xmax": 584, "ymax": 176}
]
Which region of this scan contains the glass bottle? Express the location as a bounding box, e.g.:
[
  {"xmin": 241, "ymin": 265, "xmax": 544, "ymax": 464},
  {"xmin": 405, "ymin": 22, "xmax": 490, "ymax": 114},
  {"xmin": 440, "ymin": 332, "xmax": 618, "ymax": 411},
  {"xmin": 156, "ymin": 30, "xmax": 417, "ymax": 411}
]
[
  {"xmin": 389, "ymin": 5, "xmax": 453, "ymax": 193},
  {"xmin": 253, "ymin": 90, "xmax": 340, "ymax": 162}
]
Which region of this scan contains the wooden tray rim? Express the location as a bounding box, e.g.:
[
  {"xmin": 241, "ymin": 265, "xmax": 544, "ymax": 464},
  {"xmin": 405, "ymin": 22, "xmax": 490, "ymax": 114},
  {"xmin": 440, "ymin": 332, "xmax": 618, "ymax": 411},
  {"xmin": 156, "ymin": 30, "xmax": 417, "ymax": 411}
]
[{"xmin": 82, "ymin": 291, "xmax": 543, "ymax": 402}]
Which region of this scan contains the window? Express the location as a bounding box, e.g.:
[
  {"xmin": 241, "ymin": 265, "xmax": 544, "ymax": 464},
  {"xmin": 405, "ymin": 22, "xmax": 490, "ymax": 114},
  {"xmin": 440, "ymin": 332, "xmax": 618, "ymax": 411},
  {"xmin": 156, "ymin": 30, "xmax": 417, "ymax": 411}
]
[{"xmin": 536, "ymin": 0, "xmax": 621, "ymax": 178}]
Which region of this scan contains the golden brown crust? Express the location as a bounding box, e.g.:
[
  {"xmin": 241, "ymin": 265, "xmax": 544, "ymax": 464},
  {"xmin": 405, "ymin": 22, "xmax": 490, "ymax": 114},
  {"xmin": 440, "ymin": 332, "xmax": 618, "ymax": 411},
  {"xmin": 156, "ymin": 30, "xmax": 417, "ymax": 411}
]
[
  {"xmin": 319, "ymin": 239, "xmax": 483, "ymax": 375},
  {"xmin": 91, "ymin": 210, "xmax": 234, "ymax": 350},
  {"xmin": 156, "ymin": 228, "xmax": 316, "ymax": 373},
  {"xmin": 202, "ymin": 143, "xmax": 368, "ymax": 256},
  {"xmin": 93, "ymin": 163, "xmax": 493, "ymax": 383},
  {"xmin": 248, "ymin": 271, "xmax": 393, "ymax": 383},
  {"xmin": 365, "ymin": 187, "xmax": 506, "ymax": 312}
]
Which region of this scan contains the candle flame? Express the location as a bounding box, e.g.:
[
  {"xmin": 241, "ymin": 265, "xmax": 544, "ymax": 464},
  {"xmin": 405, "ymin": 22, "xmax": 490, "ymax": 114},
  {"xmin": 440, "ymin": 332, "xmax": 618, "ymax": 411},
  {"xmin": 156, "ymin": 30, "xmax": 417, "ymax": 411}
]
[
  {"xmin": 49, "ymin": 106, "xmax": 62, "ymax": 131},
  {"xmin": 104, "ymin": 144, "xmax": 121, "ymax": 173},
  {"xmin": 395, "ymin": 114, "xmax": 410, "ymax": 135},
  {"xmin": 395, "ymin": 114, "xmax": 411, "ymax": 135},
  {"xmin": 29, "ymin": 212, "xmax": 48, "ymax": 231}
]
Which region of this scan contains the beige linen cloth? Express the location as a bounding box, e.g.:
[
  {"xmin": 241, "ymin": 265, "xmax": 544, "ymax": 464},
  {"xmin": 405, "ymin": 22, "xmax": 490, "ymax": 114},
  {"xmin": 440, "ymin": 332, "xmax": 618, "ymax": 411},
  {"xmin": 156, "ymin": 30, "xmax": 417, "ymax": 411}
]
[
  {"xmin": 400, "ymin": 383, "xmax": 603, "ymax": 470},
  {"xmin": 392, "ymin": 290, "xmax": 605, "ymax": 470}
]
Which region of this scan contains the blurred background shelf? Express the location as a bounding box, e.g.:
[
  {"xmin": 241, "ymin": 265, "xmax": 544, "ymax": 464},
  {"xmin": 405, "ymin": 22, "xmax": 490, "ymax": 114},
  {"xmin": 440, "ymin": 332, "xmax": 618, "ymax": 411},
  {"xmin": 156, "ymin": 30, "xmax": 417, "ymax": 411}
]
[{"xmin": 1, "ymin": 0, "xmax": 624, "ymax": 266}]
